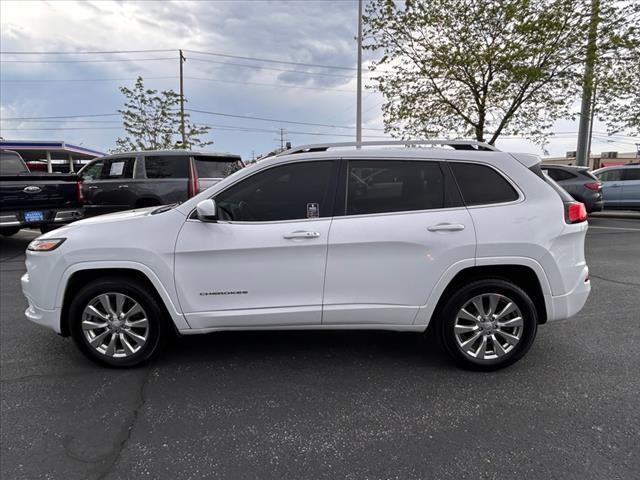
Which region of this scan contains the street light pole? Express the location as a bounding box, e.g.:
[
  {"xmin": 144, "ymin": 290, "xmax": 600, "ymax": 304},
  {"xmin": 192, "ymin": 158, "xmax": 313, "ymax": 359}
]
[
  {"xmin": 356, "ymin": 0, "xmax": 363, "ymax": 147},
  {"xmin": 576, "ymin": 0, "xmax": 600, "ymax": 167},
  {"xmin": 179, "ymin": 49, "xmax": 187, "ymax": 149}
]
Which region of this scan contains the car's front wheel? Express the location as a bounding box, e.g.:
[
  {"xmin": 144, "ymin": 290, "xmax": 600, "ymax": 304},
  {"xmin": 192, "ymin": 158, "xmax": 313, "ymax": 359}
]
[
  {"xmin": 437, "ymin": 279, "xmax": 538, "ymax": 371},
  {"xmin": 68, "ymin": 277, "xmax": 168, "ymax": 367}
]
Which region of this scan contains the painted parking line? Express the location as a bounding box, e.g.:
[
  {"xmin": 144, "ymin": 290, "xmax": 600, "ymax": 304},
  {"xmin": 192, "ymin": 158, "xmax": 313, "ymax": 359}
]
[{"xmin": 588, "ymin": 226, "xmax": 640, "ymax": 232}]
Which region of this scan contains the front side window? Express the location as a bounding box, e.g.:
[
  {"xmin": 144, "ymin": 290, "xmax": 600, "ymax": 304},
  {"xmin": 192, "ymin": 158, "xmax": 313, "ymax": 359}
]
[
  {"xmin": 79, "ymin": 160, "xmax": 104, "ymax": 181},
  {"xmin": 101, "ymin": 158, "xmax": 135, "ymax": 179},
  {"xmin": 450, "ymin": 162, "xmax": 519, "ymax": 206},
  {"xmin": 215, "ymin": 161, "xmax": 334, "ymax": 222},
  {"xmin": 596, "ymin": 169, "xmax": 623, "ymax": 182},
  {"xmin": 346, "ymin": 160, "xmax": 446, "ymax": 215},
  {"xmin": 144, "ymin": 156, "xmax": 189, "ymax": 179}
]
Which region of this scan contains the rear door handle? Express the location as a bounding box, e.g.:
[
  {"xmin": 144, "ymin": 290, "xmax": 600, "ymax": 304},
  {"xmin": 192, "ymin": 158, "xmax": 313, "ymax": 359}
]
[
  {"xmin": 428, "ymin": 223, "xmax": 465, "ymax": 232},
  {"xmin": 283, "ymin": 231, "xmax": 321, "ymax": 239},
  {"xmin": 118, "ymin": 184, "xmax": 129, "ymax": 189},
  {"xmin": 88, "ymin": 185, "xmax": 99, "ymax": 190}
]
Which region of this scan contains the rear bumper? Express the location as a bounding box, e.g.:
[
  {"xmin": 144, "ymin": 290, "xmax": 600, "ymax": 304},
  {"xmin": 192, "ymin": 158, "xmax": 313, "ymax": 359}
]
[
  {"xmin": 547, "ymin": 265, "xmax": 591, "ymax": 322},
  {"xmin": 0, "ymin": 209, "xmax": 83, "ymax": 228}
]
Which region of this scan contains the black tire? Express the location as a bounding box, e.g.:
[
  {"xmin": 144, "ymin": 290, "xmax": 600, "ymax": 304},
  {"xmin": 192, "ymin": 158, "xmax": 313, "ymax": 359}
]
[
  {"xmin": 436, "ymin": 279, "xmax": 538, "ymax": 371},
  {"xmin": 68, "ymin": 276, "xmax": 168, "ymax": 367},
  {"xmin": 0, "ymin": 227, "xmax": 20, "ymax": 237}
]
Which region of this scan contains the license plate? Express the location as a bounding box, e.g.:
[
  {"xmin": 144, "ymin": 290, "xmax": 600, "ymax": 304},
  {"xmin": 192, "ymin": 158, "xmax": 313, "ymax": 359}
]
[{"xmin": 24, "ymin": 211, "xmax": 44, "ymax": 222}]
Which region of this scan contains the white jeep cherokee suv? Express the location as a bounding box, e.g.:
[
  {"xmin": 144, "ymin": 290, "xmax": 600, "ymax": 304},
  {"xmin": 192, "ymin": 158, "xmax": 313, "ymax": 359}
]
[{"xmin": 21, "ymin": 141, "xmax": 590, "ymax": 370}]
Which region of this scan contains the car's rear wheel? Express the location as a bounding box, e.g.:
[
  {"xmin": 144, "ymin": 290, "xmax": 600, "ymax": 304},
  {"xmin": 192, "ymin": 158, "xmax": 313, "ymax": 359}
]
[
  {"xmin": 0, "ymin": 227, "xmax": 20, "ymax": 237},
  {"xmin": 69, "ymin": 277, "xmax": 168, "ymax": 367},
  {"xmin": 437, "ymin": 279, "xmax": 538, "ymax": 371}
]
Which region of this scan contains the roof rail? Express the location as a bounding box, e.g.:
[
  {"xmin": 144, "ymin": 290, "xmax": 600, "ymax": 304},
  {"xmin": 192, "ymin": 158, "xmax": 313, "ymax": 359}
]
[{"xmin": 276, "ymin": 139, "xmax": 499, "ymax": 156}]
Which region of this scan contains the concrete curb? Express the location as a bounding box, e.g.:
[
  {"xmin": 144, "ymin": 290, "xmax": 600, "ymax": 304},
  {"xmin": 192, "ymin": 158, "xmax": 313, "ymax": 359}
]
[{"xmin": 589, "ymin": 211, "xmax": 640, "ymax": 220}]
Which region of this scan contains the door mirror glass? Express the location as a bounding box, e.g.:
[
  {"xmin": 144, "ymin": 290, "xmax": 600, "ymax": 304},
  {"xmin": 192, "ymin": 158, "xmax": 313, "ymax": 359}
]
[{"xmin": 196, "ymin": 199, "xmax": 217, "ymax": 222}]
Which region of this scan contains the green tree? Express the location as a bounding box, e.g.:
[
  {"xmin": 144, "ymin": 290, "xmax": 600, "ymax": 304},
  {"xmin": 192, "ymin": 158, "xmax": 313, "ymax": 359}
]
[
  {"xmin": 363, "ymin": 0, "xmax": 637, "ymax": 145},
  {"xmin": 114, "ymin": 76, "xmax": 212, "ymax": 152}
]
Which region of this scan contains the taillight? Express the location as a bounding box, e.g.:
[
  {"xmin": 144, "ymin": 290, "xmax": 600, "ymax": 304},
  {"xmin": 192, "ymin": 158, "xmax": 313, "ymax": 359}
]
[
  {"xmin": 584, "ymin": 182, "xmax": 601, "ymax": 191},
  {"xmin": 76, "ymin": 181, "xmax": 84, "ymax": 204},
  {"xmin": 188, "ymin": 159, "xmax": 199, "ymax": 198},
  {"xmin": 565, "ymin": 201, "xmax": 587, "ymax": 224}
]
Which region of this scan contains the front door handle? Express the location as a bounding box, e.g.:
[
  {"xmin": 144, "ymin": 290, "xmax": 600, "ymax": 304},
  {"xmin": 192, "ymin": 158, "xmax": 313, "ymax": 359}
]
[
  {"xmin": 118, "ymin": 184, "xmax": 129, "ymax": 189},
  {"xmin": 283, "ymin": 231, "xmax": 321, "ymax": 239},
  {"xmin": 428, "ymin": 223, "xmax": 465, "ymax": 232},
  {"xmin": 88, "ymin": 185, "xmax": 99, "ymax": 190}
]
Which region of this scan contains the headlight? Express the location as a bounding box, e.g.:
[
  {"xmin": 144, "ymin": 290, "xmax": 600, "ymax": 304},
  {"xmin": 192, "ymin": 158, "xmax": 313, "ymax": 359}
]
[{"xmin": 27, "ymin": 238, "xmax": 66, "ymax": 252}]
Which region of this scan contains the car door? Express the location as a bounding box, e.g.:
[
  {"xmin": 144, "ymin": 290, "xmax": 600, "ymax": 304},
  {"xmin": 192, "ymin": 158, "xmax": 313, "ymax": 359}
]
[
  {"xmin": 322, "ymin": 159, "xmax": 475, "ymax": 325},
  {"xmin": 595, "ymin": 168, "xmax": 624, "ymax": 207},
  {"xmin": 82, "ymin": 156, "xmax": 137, "ymax": 215},
  {"xmin": 174, "ymin": 159, "xmax": 338, "ymax": 329},
  {"xmin": 620, "ymin": 167, "xmax": 640, "ymax": 209}
]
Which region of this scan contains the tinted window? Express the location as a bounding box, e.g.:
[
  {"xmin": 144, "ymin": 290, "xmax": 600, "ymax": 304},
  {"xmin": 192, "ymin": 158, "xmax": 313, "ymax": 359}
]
[
  {"xmin": 596, "ymin": 169, "xmax": 623, "ymax": 182},
  {"xmin": 450, "ymin": 162, "xmax": 519, "ymax": 206},
  {"xmin": 215, "ymin": 161, "xmax": 333, "ymax": 222},
  {"xmin": 543, "ymin": 168, "xmax": 575, "ymax": 181},
  {"xmin": 346, "ymin": 160, "xmax": 445, "ymax": 215},
  {"xmin": 79, "ymin": 160, "xmax": 104, "ymax": 181},
  {"xmin": 622, "ymin": 168, "xmax": 640, "ymax": 181},
  {"xmin": 100, "ymin": 158, "xmax": 135, "ymax": 179},
  {"xmin": 0, "ymin": 151, "xmax": 29, "ymax": 175},
  {"xmin": 195, "ymin": 156, "xmax": 243, "ymax": 178},
  {"xmin": 144, "ymin": 156, "xmax": 189, "ymax": 179}
]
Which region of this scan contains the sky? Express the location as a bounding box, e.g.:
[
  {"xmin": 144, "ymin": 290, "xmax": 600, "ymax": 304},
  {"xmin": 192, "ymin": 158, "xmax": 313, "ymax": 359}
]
[{"xmin": 0, "ymin": 0, "xmax": 637, "ymax": 160}]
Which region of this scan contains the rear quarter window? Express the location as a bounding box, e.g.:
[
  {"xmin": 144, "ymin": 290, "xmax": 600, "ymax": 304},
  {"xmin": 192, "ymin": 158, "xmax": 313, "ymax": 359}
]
[
  {"xmin": 195, "ymin": 156, "xmax": 243, "ymax": 178},
  {"xmin": 450, "ymin": 162, "xmax": 519, "ymax": 206},
  {"xmin": 144, "ymin": 156, "xmax": 189, "ymax": 179}
]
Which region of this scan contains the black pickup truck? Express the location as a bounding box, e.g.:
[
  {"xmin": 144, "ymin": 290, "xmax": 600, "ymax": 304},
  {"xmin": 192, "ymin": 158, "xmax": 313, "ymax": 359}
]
[{"xmin": 0, "ymin": 150, "xmax": 83, "ymax": 236}]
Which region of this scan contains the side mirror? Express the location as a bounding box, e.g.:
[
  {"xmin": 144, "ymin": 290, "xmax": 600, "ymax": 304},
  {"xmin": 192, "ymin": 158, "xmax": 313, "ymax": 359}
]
[{"xmin": 196, "ymin": 199, "xmax": 217, "ymax": 222}]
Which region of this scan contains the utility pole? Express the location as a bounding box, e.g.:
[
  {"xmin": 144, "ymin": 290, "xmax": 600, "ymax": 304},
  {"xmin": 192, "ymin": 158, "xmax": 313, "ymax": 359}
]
[
  {"xmin": 179, "ymin": 49, "xmax": 187, "ymax": 149},
  {"xmin": 576, "ymin": 0, "xmax": 600, "ymax": 166},
  {"xmin": 356, "ymin": 0, "xmax": 363, "ymax": 147},
  {"xmin": 279, "ymin": 128, "xmax": 285, "ymax": 150},
  {"xmin": 586, "ymin": 81, "xmax": 597, "ymax": 163}
]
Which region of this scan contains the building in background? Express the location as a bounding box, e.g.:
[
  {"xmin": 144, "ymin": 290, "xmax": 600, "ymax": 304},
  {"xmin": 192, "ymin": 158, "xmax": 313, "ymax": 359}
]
[
  {"xmin": 542, "ymin": 150, "xmax": 638, "ymax": 170},
  {"xmin": 0, "ymin": 140, "xmax": 105, "ymax": 173}
]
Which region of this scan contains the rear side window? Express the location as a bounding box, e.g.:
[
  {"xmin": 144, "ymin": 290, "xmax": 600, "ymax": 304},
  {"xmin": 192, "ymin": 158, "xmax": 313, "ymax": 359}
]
[
  {"xmin": 596, "ymin": 169, "xmax": 623, "ymax": 182},
  {"xmin": 622, "ymin": 168, "xmax": 640, "ymax": 181},
  {"xmin": 346, "ymin": 160, "xmax": 447, "ymax": 215},
  {"xmin": 195, "ymin": 156, "xmax": 243, "ymax": 179},
  {"xmin": 0, "ymin": 151, "xmax": 29, "ymax": 175},
  {"xmin": 101, "ymin": 158, "xmax": 135, "ymax": 179},
  {"xmin": 144, "ymin": 156, "xmax": 189, "ymax": 179},
  {"xmin": 543, "ymin": 168, "xmax": 575, "ymax": 181},
  {"xmin": 450, "ymin": 162, "xmax": 519, "ymax": 206}
]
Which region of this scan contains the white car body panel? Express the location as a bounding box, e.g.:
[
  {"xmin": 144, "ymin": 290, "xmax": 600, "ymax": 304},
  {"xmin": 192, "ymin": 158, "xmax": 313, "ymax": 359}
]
[{"xmin": 21, "ymin": 146, "xmax": 590, "ymax": 341}]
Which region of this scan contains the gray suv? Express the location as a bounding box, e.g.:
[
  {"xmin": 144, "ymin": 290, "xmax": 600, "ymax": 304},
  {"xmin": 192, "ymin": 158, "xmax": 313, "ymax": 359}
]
[{"xmin": 78, "ymin": 150, "xmax": 244, "ymax": 217}]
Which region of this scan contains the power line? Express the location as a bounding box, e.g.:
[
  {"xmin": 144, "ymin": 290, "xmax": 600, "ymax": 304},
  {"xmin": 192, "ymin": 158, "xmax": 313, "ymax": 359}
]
[
  {"xmin": 184, "ymin": 49, "xmax": 356, "ymax": 71},
  {"xmin": 2, "ymin": 113, "xmax": 121, "ymax": 120},
  {"xmin": 0, "ymin": 75, "xmax": 357, "ymax": 93},
  {"xmin": 1, "ymin": 48, "xmax": 357, "ymax": 71},
  {"xmin": 187, "ymin": 57, "xmax": 359, "ymax": 79},
  {"xmin": 0, "ymin": 57, "xmax": 175, "ymax": 64},
  {"xmin": 0, "ymin": 49, "xmax": 176, "ymax": 55},
  {"xmin": 185, "ymin": 108, "xmax": 386, "ymax": 131}
]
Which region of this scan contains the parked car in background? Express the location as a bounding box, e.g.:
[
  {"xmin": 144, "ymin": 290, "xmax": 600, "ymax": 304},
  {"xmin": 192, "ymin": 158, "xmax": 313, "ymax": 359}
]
[
  {"xmin": 592, "ymin": 165, "xmax": 640, "ymax": 211},
  {"xmin": 541, "ymin": 165, "xmax": 603, "ymax": 213},
  {"xmin": 0, "ymin": 150, "xmax": 83, "ymax": 236},
  {"xmin": 78, "ymin": 150, "xmax": 244, "ymax": 217}
]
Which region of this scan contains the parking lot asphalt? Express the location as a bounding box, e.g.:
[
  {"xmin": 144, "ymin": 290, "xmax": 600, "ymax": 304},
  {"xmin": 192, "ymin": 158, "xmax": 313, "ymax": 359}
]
[{"xmin": 1, "ymin": 217, "xmax": 639, "ymax": 480}]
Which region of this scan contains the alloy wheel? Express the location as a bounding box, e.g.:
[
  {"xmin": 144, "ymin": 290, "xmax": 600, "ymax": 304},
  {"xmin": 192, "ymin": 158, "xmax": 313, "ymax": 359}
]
[
  {"xmin": 453, "ymin": 293, "xmax": 524, "ymax": 361},
  {"xmin": 81, "ymin": 292, "xmax": 150, "ymax": 358}
]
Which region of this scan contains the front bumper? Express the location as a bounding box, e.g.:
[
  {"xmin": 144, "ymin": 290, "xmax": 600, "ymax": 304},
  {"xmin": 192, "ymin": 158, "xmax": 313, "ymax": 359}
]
[
  {"xmin": 21, "ymin": 273, "xmax": 62, "ymax": 334},
  {"xmin": 547, "ymin": 265, "xmax": 591, "ymax": 322}
]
